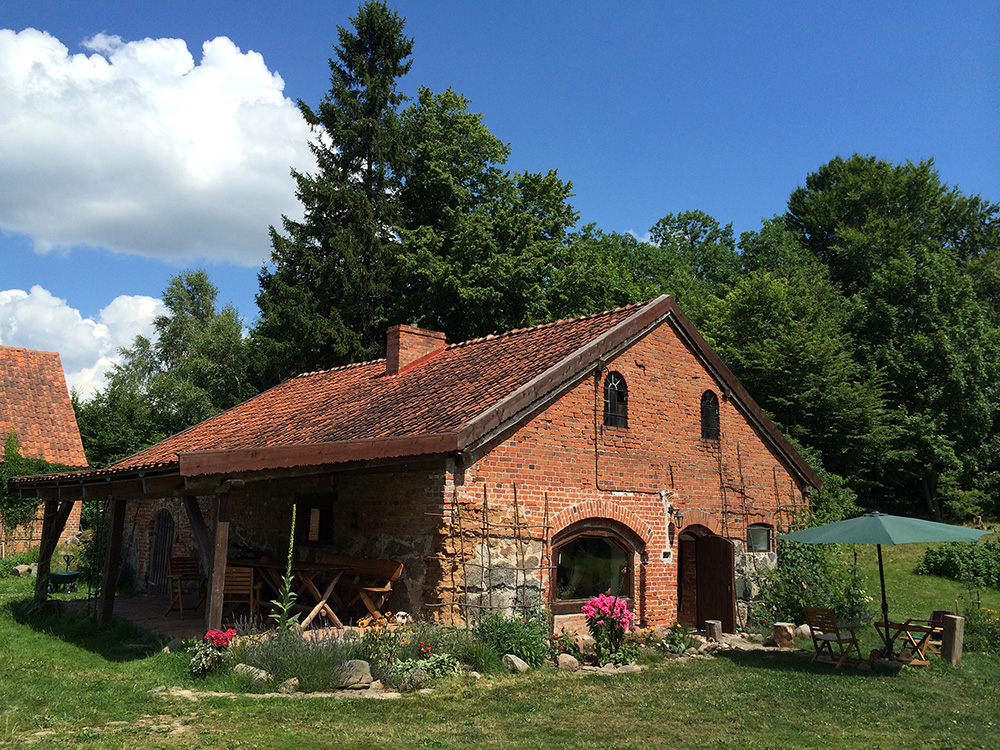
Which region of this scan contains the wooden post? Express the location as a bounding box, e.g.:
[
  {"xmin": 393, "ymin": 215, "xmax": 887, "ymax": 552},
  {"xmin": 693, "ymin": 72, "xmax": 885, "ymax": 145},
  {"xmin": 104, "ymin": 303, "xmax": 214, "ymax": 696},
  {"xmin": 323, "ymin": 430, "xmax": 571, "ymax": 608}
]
[
  {"xmin": 205, "ymin": 492, "xmax": 232, "ymax": 631},
  {"xmin": 33, "ymin": 499, "xmax": 76, "ymax": 603},
  {"xmin": 98, "ymin": 497, "xmax": 127, "ymax": 624},
  {"xmin": 942, "ymin": 614, "xmax": 965, "ymax": 666},
  {"xmin": 705, "ymin": 619, "xmax": 723, "ymax": 641},
  {"xmin": 182, "ymin": 495, "xmax": 213, "ymax": 574}
]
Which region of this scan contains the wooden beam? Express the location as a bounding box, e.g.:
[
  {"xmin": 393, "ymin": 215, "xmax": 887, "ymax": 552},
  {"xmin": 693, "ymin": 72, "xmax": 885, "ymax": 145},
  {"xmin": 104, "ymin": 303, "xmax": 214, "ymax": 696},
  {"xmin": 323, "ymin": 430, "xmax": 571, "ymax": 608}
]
[
  {"xmin": 182, "ymin": 495, "xmax": 213, "ymax": 574},
  {"xmin": 205, "ymin": 491, "xmax": 233, "ymax": 631},
  {"xmin": 33, "ymin": 500, "xmax": 75, "ymax": 603},
  {"xmin": 97, "ymin": 498, "xmax": 127, "ymax": 625}
]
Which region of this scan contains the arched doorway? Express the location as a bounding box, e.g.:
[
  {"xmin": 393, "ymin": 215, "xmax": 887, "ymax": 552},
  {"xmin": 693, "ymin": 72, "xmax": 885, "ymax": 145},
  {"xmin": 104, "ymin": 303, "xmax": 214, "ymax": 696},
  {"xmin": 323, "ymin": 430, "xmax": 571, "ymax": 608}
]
[
  {"xmin": 677, "ymin": 525, "xmax": 736, "ymax": 632},
  {"xmin": 147, "ymin": 509, "xmax": 174, "ymax": 595}
]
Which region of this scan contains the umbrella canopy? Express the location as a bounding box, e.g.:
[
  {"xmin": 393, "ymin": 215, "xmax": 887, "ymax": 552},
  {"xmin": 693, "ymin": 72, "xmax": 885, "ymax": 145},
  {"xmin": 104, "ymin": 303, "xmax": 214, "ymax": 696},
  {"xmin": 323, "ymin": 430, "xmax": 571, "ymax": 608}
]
[
  {"xmin": 777, "ymin": 512, "xmax": 989, "ymax": 546},
  {"xmin": 776, "ymin": 512, "xmax": 991, "ymax": 659}
]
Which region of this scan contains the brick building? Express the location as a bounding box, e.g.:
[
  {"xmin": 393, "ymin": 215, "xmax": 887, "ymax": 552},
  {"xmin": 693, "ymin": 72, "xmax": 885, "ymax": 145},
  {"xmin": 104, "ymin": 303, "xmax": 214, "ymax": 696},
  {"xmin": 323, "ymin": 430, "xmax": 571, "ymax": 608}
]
[
  {"xmin": 1, "ymin": 346, "xmax": 86, "ymax": 554},
  {"xmin": 12, "ymin": 296, "xmax": 819, "ymax": 631}
]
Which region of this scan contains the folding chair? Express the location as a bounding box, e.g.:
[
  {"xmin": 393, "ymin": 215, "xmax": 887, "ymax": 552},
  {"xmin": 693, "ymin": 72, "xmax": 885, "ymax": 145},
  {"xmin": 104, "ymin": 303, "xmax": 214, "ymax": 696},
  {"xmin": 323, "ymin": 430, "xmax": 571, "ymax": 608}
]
[
  {"xmin": 165, "ymin": 557, "xmax": 206, "ymax": 618},
  {"xmin": 804, "ymin": 606, "xmax": 863, "ymax": 668}
]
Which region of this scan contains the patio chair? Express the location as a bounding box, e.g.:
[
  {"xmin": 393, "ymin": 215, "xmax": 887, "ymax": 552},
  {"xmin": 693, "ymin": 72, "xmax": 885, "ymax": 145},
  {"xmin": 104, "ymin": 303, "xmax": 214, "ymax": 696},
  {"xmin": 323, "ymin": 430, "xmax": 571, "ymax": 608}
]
[
  {"xmin": 804, "ymin": 606, "xmax": 862, "ymax": 668},
  {"xmin": 165, "ymin": 557, "xmax": 206, "ymax": 618},
  {"xmin": 223, "ymin": 566, "xmax": 263, "ymax": 618}
]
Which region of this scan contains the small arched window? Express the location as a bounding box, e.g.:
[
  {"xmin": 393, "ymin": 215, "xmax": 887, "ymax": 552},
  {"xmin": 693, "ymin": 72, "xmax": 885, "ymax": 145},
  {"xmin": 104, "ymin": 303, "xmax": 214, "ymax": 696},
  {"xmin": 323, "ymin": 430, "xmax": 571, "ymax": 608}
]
[
  {"xmin": 603, "ymin": 371, "xmax": 628, "ymax": 428},
  {"xmin": 700, "ymin": 390, "xmax": 720, "ymax": 440}
]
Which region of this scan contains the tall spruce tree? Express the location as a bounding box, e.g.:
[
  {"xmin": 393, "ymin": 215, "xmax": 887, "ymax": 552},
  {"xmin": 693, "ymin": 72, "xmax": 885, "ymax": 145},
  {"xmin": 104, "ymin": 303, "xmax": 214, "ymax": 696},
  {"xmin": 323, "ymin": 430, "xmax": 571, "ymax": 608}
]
[{"xmin": 254, "ymin": 1, "xmax": 413, "ymax": 385}]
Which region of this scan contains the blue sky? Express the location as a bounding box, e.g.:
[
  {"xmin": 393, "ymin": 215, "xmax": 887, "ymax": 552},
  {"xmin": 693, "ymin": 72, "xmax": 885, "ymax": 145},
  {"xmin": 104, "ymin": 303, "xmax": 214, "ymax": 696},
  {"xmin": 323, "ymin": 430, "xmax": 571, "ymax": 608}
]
[{"xmin": 2, "ymin": 1, "xmax": 997, "ymax": 396}]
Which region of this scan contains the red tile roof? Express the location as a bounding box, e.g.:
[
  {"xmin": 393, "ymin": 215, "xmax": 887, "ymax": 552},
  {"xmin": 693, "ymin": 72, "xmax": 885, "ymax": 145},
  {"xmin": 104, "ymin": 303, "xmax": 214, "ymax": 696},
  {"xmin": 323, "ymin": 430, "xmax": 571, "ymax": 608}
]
[
  {"xmin": 115, "ymin": 300, "xmax": 647, "ymax": 472},
  {"xmin": 0, "ymin": 346, "xmax": 88, "ymax": 467},
  {"xmin": 9, "ymin": 297, "xmax": 820, "ymax": 492}
]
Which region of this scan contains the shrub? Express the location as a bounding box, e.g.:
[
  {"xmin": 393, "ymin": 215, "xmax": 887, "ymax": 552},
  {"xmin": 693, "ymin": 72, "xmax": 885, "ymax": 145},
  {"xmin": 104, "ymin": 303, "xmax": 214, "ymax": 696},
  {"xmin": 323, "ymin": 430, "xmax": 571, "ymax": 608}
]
[
  {"xmin": 751, "ymin": 541, "xmax": 873, "ymax": 626},
  {"xmin": 473, "ymin": 607, "xmax": 550, "ymax": 668},
  {"xmin": 550, "ymin": 630, "xmax": 583, "ymax": 661},
  {"xmin": 656, "ymin": 622, "xmax": 696, "ymax": 655},
  {"xmin": 0, "ymin": 547, "xmax": 39, "ymax": 578},
  {"xmin": 964, "ymin": 606, "xmax": 1000, "ymax": 655},
  {"xmin": 226, "ymin": 629, "xmax": 367, "ymax": 692},
  {"xmin": 582, "ymin": 593, "xmax": 637, "ymax": 665},
  {"xmin": 189, "ymin": 628, "xmax": 237, "ymax": 676},
  {"xmin": 917, "ymin": 541, "xmax": 1000, "ymax": 592}
]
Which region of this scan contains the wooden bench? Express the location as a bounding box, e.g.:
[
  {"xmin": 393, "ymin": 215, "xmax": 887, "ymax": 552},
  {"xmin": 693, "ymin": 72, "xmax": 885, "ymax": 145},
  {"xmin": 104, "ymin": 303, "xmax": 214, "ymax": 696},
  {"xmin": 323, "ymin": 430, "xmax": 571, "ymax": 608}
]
[{"xmin": 320, "ymin": 554, "xmax": 404, "ymax": 620}]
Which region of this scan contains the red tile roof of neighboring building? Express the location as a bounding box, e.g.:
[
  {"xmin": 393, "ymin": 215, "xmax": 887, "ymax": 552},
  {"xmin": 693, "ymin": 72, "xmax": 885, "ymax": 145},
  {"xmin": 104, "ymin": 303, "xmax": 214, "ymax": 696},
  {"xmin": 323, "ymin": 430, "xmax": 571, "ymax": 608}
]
[{"xmin": 0, "ymin": 346, "xmax": 88, "ymax": 467}]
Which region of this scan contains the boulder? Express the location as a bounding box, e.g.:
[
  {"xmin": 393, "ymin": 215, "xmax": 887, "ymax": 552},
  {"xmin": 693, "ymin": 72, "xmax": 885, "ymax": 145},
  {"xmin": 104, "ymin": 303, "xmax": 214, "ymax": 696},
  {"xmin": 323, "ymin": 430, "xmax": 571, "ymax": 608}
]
[
  {"xmin": 233, "ymin": 663, "xmax": 271, "ymax": 685},
  {"xmin": 338, "ymin": 659, "xmax": 373, "ymax": 689},
  {"xmin": 12, "ymin": 565, "xmax": 32, "ymax": 577},
  {"xmin": 771, "ymin": 622, "xmax": 796, "ymax": 649},
  {"xmin": 503, "ymin": 654, "xmax": 530, "ymax": 674},
  {"xmin": 278, "ymin": 677, "xmax": 299, "ymax": 694},
  {"xmin": 556, "ymin": 653, "xmax": 580, "ymax": 672},
  {"xmin": 794, "ymin": 624, "xmax": 812, "ymax": 639}
]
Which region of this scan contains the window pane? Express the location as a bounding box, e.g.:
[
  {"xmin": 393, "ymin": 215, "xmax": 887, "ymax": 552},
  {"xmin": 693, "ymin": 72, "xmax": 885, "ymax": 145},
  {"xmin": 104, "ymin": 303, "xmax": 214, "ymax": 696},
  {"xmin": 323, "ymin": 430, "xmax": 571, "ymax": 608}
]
[
  {"xmin": 748, "ymin": 525, "xmax": 771, "ymax": 552},
  {"xmin": 555, "ymin": 536, "xmax": 629, "ymax": 600}
]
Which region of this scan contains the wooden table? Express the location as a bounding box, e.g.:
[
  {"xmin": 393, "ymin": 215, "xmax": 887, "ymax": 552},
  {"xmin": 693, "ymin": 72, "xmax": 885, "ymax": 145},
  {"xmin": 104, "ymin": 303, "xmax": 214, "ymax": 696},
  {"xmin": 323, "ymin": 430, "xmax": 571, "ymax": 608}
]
[
  {"xmin": 876, "ymin": 619, "xmax": 943, "ymax": 666},
  {"xmin": 232, "ymin": 560, "xmax": 346, "ymax": 629}
]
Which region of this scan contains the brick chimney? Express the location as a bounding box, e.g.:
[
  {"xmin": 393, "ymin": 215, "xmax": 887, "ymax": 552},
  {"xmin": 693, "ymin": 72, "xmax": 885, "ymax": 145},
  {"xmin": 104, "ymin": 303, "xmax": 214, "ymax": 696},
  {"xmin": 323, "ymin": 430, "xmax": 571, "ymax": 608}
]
[{"xmin": 385, "ymin": 324, "xmax": 447, "ymax": 376}]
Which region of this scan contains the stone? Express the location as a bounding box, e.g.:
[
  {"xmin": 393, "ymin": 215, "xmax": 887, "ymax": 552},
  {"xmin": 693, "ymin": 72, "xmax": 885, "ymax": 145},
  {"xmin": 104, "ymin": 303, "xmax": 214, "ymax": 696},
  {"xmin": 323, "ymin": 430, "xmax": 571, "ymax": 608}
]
[
  {"xmin": 617, "ymin": 664, "xmax": 642, "ymax": 673},
  {"xmin": 855, "ymin": 660, "xmax": 872, "ymax": 673},
  {"xmin": 338, "ymin": 659, "xmax": 373, "ymax": 689},
  {"xmin": 872, "ymin": 658, "xmax": 903, "ymax": 674},
  {"xmin": 12, "ymin": 565, "xmax": 31, "ymax": 577},
  {"xmin": 161, "ymin": 637, "xmax": 184, "ymax": 654},
  {"xmin": 705, "ymin": 619, "xmax": 723, "ymax": 641},
  {"xmin": 468, "ymin": 671, "xmax": 482, "ymax": 679},
  {"xmin": 233, "ymin": 663, "xmax": 271, "ymax": 685},
  {"xmin": 556, "ymin": 653, "xmax": 580, "ymax": 672},
  {"xmin": 794, "ymin": 624, "xmax": 812, "ymax": 639},
  {"xmin": 278, "ymin": 677, "xmax": 299, "ymax": 694},
  {"xmin": 771, "ymin": 622, "xmax": 796, "ymax": 649},
  {"xmin": 503, "ymin": 653, "xmax": 530, "ymax": 673}
]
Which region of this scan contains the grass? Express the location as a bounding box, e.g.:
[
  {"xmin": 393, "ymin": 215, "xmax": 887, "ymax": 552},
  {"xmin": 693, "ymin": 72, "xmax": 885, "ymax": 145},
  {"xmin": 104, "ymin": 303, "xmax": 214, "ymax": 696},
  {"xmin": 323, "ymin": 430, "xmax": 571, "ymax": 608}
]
[{"xmin": 1, "ymin": 545, "xmax": 999, "ymax": 749}]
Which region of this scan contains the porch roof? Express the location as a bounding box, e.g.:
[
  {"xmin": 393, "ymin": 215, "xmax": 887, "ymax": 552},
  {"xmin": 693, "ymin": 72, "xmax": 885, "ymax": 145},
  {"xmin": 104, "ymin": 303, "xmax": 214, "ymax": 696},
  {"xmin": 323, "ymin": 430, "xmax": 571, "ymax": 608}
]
[{"xmin": 9, "ymin": 295, "xmax": 822, "ymax": 496}]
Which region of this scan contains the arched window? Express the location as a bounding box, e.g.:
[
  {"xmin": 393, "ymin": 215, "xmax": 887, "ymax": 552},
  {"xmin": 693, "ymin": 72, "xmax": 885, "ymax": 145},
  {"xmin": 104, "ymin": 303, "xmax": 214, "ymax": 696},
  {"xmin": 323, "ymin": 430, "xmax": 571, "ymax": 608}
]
[
  {"xmin": 700, "ymin": 390, "xmax": 720, "ymax": 440},
  {"xmin": 747, "ymin": 523, "xmax": 773, "ymax": 552},
  {"xmin": 554, "ymin": 534, "xmax": 632, "ymax": 613},
  {"xmin": 603, "ymin": 371, "xmax": 628, "ymax": 428}
]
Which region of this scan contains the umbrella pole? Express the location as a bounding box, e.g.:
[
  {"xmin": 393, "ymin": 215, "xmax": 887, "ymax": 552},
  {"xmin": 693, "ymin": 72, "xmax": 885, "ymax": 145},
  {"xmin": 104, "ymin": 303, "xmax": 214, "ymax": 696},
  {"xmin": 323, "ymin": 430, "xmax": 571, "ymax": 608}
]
[{"xmin": 877, "ymin": 544, "xmax": 892, "ymax": 658}]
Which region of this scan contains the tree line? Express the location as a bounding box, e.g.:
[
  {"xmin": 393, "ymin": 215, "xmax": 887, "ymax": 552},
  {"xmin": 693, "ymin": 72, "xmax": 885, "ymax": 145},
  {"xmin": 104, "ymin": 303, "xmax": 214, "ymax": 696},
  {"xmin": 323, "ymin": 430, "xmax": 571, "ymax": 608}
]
[{"xmin": 74, "ymin": 1, "xmax": 1000, "ymax": 525}]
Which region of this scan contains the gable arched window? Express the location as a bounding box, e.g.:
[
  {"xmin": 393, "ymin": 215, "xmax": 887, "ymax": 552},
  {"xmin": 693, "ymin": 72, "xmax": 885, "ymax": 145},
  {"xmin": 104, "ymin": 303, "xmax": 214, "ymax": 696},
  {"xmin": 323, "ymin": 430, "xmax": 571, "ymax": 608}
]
[
  {"xmin": 603, "ymin": 371, "xmax": 628, "ymax": 428},
  {"xmin": 700, "ymin": 390, "xmax": 720, "ymax": 440}
]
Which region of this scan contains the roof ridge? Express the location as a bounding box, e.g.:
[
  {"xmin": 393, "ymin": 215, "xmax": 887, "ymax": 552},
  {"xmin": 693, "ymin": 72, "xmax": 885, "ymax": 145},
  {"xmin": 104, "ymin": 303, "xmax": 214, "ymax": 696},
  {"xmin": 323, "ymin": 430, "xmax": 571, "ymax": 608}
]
[
  {"xmin": 448, "ymin": 299, "xmax": 652, "ymax": 350},
  {"xmin": 294, "ymin": 357, "xmax": 385, "ymax": 379}
]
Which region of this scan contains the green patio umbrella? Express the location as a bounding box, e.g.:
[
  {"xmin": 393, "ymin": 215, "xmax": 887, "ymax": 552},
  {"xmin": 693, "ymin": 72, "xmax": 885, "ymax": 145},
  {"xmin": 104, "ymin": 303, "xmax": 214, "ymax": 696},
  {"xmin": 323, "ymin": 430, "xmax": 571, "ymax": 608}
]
[{"xmin": 776, "ymin": 512, "xmax": 991, "ymax": 658}]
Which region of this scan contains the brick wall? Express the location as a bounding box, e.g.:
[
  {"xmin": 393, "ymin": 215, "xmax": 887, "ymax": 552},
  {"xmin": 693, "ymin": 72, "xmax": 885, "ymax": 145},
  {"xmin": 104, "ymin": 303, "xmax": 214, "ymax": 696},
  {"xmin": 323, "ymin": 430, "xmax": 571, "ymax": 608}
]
[{"xmin": 1, "ymin": 501, "xmax": 81, "ymax": 556}]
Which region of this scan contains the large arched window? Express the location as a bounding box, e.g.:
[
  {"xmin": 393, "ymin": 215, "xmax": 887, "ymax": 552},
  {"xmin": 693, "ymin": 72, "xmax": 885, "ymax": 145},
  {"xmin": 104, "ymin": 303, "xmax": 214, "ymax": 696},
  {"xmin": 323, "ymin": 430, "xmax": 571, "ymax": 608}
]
[
  {"xmin": 603, "ymin": 371, "xmax": 628, "ymax": 428},
  {"xmin": 552, "ymin": 521, "xmax": 641, "ymax": 615},
  {"xmin": 700, "ymin": 390, "xmax": 720, "ymax": 440}
]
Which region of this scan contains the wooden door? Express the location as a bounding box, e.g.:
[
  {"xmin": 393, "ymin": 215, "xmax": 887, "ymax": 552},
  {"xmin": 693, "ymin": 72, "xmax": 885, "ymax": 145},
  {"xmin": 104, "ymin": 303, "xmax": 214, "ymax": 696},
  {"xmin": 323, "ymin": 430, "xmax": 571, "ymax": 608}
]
[
  {"xmin": 695, "ymin": 535, "xmax": 736, "ymax": 633},
  {"xmin": 147, "ymin": 510, "xmax": 174, "ymax": 595}
]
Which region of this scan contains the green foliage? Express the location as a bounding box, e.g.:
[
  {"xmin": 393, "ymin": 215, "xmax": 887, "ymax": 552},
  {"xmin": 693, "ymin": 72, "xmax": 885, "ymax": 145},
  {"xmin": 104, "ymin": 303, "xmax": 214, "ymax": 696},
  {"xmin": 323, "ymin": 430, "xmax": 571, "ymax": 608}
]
[
  {"xmin": 225, "ymin": 629, "xmax": 369, "ymax": 692},
  {"xmin": 655, "ymin": 622, "xmax": 696, "ymax": 655},
  {"xmin": 473, "ymin": 607, "xmax": 551, "ymax": 668},
  {"xmin": 0, "ymin": 547, "xmax": 38, "ymax": 578},
  {"xmin": 964, "ymin": 606, "xmax": 1000, "ymax": 654},
  {"xmin": 385, "ymin": 652, "xmax": 462, "ymax": 692},
  {"xmin": 916, "ymin": 541, "xmax": 1000, "ymax": 591},
  {"xmin": 74, "ymin": 270, "xmax": 255, "ymax": 467},
  {"xmin": 269, "ymin": 505, "xmax": 299, "ymax": 631},
  {"xmin": 550, "ymin": 630, "xmax": 583, "ymax": 661},
  {"xmin": 1, "ymin": 433, "xmax": 80, "ymax": 532},
  {"xmin": 753, "ymin": 541, "xmax": 874, "ymax": 626}
]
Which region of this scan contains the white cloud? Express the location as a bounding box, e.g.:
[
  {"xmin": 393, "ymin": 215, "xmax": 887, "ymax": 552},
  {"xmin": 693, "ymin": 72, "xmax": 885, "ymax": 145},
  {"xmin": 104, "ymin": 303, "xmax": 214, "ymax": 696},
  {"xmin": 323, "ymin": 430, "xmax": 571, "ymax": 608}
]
[
  {"xmin": 0, "ymin": 28, "xmax": 314, "ymax": 266},
  {"xmin": 0, "ymin": 286, "xmax": 165, "ymax": 398}
]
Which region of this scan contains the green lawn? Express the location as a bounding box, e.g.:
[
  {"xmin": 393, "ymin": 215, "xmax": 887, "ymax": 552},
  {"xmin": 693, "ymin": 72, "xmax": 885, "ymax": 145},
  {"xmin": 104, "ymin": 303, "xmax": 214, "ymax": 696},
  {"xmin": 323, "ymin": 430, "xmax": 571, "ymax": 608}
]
[{"xmin": 2, "ymin": 546, "xmax": 999, "ymax": 750}]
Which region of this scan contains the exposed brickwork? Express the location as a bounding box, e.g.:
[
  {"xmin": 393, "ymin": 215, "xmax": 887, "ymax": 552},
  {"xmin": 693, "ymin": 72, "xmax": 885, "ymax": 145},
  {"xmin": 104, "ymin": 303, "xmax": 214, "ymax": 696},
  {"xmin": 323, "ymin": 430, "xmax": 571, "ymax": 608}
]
[{"xmin": 385, "ymin": 324, "xmax": 447, "ymax": 376}]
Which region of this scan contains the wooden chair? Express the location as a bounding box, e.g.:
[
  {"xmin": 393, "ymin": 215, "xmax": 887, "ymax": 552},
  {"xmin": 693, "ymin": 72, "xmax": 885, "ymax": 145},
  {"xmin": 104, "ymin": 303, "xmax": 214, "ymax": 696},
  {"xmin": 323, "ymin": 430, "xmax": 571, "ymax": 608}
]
[
  {"xmin": 223, "ymin": 566, "xmax": 263, "ymax": 618},
  {"xmin": 804, "ymin": 606, "xmax": 862, "ymax": 668},
  {"xmin": 321, "ymin": 554, "xmax": 404, "ymax": 620},
  {"xmin": 165, "ymin": 557, "xmax": 206, "ymax": 618}
]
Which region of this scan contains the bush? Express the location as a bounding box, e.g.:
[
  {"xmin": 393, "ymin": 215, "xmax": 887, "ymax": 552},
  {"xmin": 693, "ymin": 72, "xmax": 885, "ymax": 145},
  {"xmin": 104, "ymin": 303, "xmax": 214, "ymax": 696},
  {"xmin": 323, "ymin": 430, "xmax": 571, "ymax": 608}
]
[
  {"xmin": 473, "ymin": 607, "xmax": 550, "ymax": 668},
  {"xmin": 751, "ymin": 541, "xmax": 873, "ymax": 626},
  {"xmin": 226, "ymin": 629, "xmax": 367, "ymax": 692},
  {"xmin": 0, "ymin": 547, "xmax": 39, "ymax": 578},
  {"xmin": 917, "ymin": 541, "xmax": 1000, "ymax": 591},
  {"xmin": 964, "ymin": 606, "xmax": 1000, "ymax": 654}
]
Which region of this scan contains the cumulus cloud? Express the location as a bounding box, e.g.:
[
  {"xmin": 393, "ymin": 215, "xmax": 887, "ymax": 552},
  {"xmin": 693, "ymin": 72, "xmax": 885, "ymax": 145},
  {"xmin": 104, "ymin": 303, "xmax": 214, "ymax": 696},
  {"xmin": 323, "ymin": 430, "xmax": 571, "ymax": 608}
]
[
  {"xmin": 0, "ymin": 28, "xmax": 314, "ymax": 266},
  {"xmin": 0, "ymin": 286, "xmax": 165, "ymax": 398}
]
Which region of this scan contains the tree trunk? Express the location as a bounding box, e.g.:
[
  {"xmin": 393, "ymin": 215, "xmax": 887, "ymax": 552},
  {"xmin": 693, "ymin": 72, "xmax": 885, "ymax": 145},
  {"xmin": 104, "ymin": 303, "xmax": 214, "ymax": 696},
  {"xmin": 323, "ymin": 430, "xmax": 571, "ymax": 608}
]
[{"xmin": 922, "ymin": 472, "xmax": 942, "ymax": 522}]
